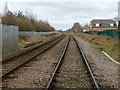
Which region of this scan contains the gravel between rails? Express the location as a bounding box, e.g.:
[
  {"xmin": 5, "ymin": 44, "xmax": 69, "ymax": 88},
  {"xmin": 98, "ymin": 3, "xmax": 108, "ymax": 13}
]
[
  {"xmin": 74, "ymin": 35, "xmax": 119, "ymax": 88},
  {"xmin": 2, "ymin": 35, "xmax": 64, "ymax": 77},
  {"xmin": 54, "ymin": 37, "xmax": 92, "ymax": 88},
  {"xmin": 2, "ymin": 36, "xmax": 69, "ymax": 88}
]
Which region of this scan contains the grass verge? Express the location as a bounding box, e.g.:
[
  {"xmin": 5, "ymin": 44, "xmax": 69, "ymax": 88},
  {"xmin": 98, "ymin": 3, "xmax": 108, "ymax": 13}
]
[
  {"xmin": 2, "ymin": 34, "xmax": 59, "ymax": 59},
  {"xmin": 75, "ymin": 33, "xmax": 119, "ymax": 62}
]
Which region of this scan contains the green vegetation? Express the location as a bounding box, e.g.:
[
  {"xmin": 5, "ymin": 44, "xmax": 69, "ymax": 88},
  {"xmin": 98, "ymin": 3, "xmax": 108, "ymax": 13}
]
[
  {"xmin": 2, "ymin": 10, "xmax": 55, "ymax": 32},
  {"xmin": 92, "ymin": 44, "xmax": 101, "ymax": 52}
]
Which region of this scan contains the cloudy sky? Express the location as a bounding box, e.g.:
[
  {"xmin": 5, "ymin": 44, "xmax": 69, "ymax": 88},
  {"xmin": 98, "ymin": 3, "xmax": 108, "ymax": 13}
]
[{"xmin": 0, "ymin": 0, "xmax": 119, "ymax": 30}]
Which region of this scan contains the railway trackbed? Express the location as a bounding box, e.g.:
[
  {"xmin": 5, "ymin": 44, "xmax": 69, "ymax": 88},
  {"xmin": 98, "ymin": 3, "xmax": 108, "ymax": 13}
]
[
  {"xmin": 1, "ymin": 35, "xmax": 65, "ymax": 80},
  {"xmin": 2, "ymin": 35, "xmax": 100, "ymax": 89},
  {"xmin": 46, "ymin": 35, "xmax": 99, "ymax": 89}
]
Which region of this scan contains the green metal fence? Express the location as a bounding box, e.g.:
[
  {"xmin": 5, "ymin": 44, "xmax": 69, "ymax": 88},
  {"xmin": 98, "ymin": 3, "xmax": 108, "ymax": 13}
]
[{"xmin": 84, "ymin": 30, "xmax": 120, "ymax": 38}]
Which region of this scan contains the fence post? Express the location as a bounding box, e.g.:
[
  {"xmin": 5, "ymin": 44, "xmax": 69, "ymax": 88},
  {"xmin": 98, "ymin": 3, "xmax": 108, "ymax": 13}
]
[{"xmin": 0, "ymin": 24, "xmax": 2, "ymax": 55}]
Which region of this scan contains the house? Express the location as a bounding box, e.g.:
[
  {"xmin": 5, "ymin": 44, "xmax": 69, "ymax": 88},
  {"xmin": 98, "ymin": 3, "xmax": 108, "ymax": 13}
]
[{"xmin": 90, "ymin": 19, "xmax": 117, "ymax": 31}]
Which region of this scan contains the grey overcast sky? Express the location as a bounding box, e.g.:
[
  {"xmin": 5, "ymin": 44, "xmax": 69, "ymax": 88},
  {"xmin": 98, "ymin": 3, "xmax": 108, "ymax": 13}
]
[{"xmin": 0, "ymin": 0, "xmax": 119, "ymax": 30}]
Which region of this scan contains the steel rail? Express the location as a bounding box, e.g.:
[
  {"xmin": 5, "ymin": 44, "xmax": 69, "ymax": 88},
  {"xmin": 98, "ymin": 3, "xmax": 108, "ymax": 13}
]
[
  {"xmin": 2, "ymin": 35, "xmax": 65, "ymax": 80},
  {"xmin": 46, "ymin": 35, "xmax": 99, "ymax": 90},
  {"xmin": 45, "ymin": 36, "xmax": 70, "ymax": 90},
  {"xmin": 72, "ymin": 36, "xmax": 99, "ymax": 90},
  {"xmin": 2, "ymin": 35, "xmax": 64, "ymax": 63}
]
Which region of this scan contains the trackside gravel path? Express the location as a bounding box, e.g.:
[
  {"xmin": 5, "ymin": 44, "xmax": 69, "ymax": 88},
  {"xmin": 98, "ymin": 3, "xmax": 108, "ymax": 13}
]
[{"xmin": 74, "ymin": 35, "xmax": 119, "ymax": 88}]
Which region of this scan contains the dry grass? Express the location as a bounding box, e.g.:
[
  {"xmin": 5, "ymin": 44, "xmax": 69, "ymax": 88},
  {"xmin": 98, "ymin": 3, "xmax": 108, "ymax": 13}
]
[
  {"xmin": 19, "ymin": 35, "xmax": 59, "ymax": 49},
  {"xmin": 2, "ymin": 34, "xmax": 59, "ymax": 59},
  {"xmin": 76, "ymin": 33, "xmax": 119, "ymax": 62}
]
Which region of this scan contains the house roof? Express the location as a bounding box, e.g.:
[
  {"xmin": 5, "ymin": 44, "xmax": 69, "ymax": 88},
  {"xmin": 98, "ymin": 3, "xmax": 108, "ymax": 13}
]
[{"xmin": 91, "ymin": 19, "xmax": 116, "ymax": 24}]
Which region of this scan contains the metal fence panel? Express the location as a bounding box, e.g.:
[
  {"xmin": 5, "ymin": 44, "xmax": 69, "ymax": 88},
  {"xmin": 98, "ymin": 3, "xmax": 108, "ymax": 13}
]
[
  {"xmin": 19, "ymin": 31, "xmax": 57, "ymax": 37},
  {"xmin": 1, "ymin": 25, "xmax": 18, "ymax": 53},
  {"xmin": 85, "ymin": 30, "xmax": 120, "ymax": 38}
]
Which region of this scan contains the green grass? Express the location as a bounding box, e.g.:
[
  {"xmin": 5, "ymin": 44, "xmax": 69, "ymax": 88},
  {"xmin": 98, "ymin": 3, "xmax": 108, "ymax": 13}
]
[
  {"xmin": 92, "ymin": 44, "xmax": 102, "ymax": 52},
  {"xmin": 92, "ymin": 43, "xmax": 119, "ymax": 62}
]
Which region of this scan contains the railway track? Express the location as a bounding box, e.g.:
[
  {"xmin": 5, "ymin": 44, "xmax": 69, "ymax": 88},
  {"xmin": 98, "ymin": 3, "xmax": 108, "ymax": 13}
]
[
  {"xmin": 2, "ymin": 35, "xmax": 64, "ymax": 63},
  {"xmin": 46, "ymin": 35, "xmax": 99, "ymax": 89},
  {"xmin": 2, "ymin": 35, "xmax": 65, "ymax": 80}
]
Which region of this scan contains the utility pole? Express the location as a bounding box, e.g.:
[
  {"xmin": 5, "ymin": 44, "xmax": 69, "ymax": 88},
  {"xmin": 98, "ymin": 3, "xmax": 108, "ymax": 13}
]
[
  {"xmin": 118, "ymin": 1, "xmax": 120, "ymax": 30},
  {"xmin": 4, "ymin": 2, "xmax": 8, "ymax": 14}
]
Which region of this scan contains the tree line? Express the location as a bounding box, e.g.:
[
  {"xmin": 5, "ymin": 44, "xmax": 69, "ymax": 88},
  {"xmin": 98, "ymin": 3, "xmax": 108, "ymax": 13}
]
[{"xmin": 1, "ymin": 10, "xmax": 55, "ymax": 32}]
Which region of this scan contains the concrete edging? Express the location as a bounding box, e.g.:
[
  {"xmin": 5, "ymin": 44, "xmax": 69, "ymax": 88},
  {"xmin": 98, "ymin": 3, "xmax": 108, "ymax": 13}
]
[{"xmin": 102, "ymin": 51, "xmax": 120, "ymax": 65}]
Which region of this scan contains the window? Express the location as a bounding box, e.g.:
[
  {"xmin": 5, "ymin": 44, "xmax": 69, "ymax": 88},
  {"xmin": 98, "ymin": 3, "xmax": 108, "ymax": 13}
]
[
  {"xmin": 110, "ymin": 23, "xmax": 114, "ymax": 27},
  {"xmin": 96, "ymin": 24, "xmax": 100, "ymax": 27},
  {"xmin": 114, "ymin": 23, "xmax": 116, "ymax": 27}
]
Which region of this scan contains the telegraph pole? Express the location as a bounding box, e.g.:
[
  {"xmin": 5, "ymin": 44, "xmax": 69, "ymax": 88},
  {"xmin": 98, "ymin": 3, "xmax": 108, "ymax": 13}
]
[{"xmin": 118, "ymin": 1, "xmax": 120, "ymax": 30}]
